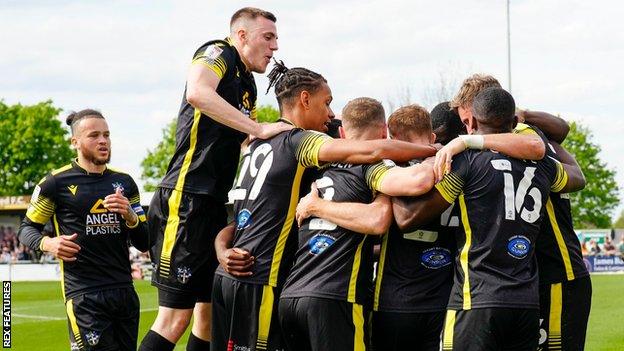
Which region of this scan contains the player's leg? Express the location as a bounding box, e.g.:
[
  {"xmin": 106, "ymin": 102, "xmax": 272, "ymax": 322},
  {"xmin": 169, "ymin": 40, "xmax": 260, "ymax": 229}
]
[
  {"xmin": 500, "ymin": 308, "xmax": 539, "ymax": 351},
  {"xmin": 186, "ymin": 302, "xmax": 212, "ymax": 351},
  {"xmin": 186, "ymin": 197, "xmax": 227, "ymax": 350},
  {"xmin": 371, "ymin": 311, "xmax": 422, "ymax": 351},
  {"xmin": 561, "ymin": 276, "xmax": 592, "ymax": 350},
  {"xmin": 420, "ymin": 311, "xmax": 446, "ymax": 351},
  {"xmin": 110, "ymin": 288, "xmax": 140, "ymax": 351},
  {"xmin": 65, "ymin": 292, "xmax": 118, "ymax": 351},
  {"xmin": 306, "ymin": 298, "xmax": 368, "ymax": 351},
  {"xmin": 139, "ymin": 289, "xmax": 194, "ymax": 350},
  {"xmin": 441, "ymin": 309, "xmax": 499, "ymax": 351},
  {"xmin": 278, "ymin": 297, "xmax": 312, "ymax": 351}
]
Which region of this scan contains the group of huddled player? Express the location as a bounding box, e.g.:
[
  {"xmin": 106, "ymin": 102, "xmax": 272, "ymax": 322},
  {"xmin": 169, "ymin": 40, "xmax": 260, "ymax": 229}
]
[{"xmin": 18, "ymin": 6, "xmax": 591, "ymax": 351}]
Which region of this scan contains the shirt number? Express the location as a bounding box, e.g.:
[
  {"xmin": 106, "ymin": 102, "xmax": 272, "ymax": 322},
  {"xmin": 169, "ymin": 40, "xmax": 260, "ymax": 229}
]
[{"xmin": 491, "ymin": 159, "xmax": 542, "ymax": 223}]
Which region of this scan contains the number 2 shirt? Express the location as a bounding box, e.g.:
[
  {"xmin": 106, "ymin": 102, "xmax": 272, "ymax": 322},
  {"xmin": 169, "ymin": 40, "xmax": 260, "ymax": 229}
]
[{"xmin": 434, "ymin": 148, "xmax": 568, "ymax": 310}]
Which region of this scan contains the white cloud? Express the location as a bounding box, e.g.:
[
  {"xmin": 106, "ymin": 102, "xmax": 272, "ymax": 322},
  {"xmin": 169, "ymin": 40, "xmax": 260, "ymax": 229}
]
[{"xmin": 2, "ymin": 0, "xmax": 622, "ymax": 216}]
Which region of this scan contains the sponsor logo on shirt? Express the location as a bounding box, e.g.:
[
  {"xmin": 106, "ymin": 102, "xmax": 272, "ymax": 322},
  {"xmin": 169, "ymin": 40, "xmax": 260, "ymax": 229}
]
[
  {"xmin": 507, "ymin": 235, "xmax": 531, "ymax": 259},
  {"xmin": 236, "ymin": 209, "xmax": 252, "ymax": 230},
  {"xmin": 308, "ymin": 234, "xmax": 336, "ymax": 255},
  {"xmin": 420, "ymin": 247, "xmax": 452, "ymax": 269}
]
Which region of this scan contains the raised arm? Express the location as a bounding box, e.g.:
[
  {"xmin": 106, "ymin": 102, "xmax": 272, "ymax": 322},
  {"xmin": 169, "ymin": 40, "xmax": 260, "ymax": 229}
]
[
  {"xmin": 518, "ymin": 109, "xmax": 569, "ymax": 143},
  {"xmin": 434, "ymin": 133, "xmax": 545, "ymax": 181},
  {"xmin": 551, "ymin": 142, "xmax": 586, "ymax": 193},
  {"xmin": 186, "ymin": 63, "xmax": 291, "ymax": 139},
  {"xmin": 318, "ymin": 138, "xmax": 438, "ymax": 165},
  {"xmin": 296, "ymin": 183, "xmax": 392, "ymax": 235}
]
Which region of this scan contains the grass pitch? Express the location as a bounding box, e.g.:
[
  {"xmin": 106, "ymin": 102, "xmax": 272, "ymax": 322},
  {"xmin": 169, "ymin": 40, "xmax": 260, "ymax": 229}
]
[{"xmin": 8, "ymin": 275, "xmax": 624, "ymax": 350}]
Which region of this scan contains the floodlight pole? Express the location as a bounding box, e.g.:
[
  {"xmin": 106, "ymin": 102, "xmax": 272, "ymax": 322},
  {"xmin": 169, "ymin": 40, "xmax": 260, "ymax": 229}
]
[{"xmin": 506, "ymin": 0, "xmax": 512, "ymax": 93}]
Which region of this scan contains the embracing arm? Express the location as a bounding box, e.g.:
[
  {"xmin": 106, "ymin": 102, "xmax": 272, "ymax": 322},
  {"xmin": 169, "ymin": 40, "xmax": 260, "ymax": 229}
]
[
  {"xmin": 186, "ymin": 64, "xmax": 291, "ymax": 139},
  {"xmin": 377, "ymin": 160, "xmax": 435, "ymax": 197},
  {"xmin": 296, "ymin": 184, "xmax": 392, "ymax": 235},
  {"xmin": 551, "ymin": 142, "xmax": 586, "ymax": 193},
  {"xmin": 392, "ymin": 189, "xmax": 452, "ymax": 232},
  {"xmin": 317, "ymin": 138, "xmax": 438, "ymax": 165},
  {"xmin": 518, "ymin": 109, "xmax": 569, "ymax": 143},
  {"xmin": 214, "ymin": 222, "xmax": 254, "ymax": 277},
  {"xmin": 434, "ymin": 133, "xmax": 545, "ymax": 181}
]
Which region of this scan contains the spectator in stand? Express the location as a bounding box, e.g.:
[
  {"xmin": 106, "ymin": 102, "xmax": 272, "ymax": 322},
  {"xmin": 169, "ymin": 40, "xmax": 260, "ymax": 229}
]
[
  {"xmin": 0, "ymin": 246, "xmax": 11, "ymax": 263},
  {"xmin": 618, "ymin": 237, "xmax": 624, "ymax": 257},
  {"xmin": 603, "ymin": 238, "xmax": 617, "ymax": 256},
  {"xmin": 588, "ymin": 239, "xmax": 601, "ymax": 256}
]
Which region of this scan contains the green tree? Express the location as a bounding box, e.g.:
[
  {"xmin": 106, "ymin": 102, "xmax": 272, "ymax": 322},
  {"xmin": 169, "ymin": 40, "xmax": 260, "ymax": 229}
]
[
  {"xmin": 140, "ymin": 119, "xmax": 177, "ymax": 191},
  {"xmin": 563, "ymin": 121, "xmax": 620, "ymax": 228},
  {"xmin": 140, "ymin": 105, "xmax": 280, "ymax": 191},
  {"xmin": 613, "ymin": 210, "xmax": 624, "ymax": 228},
  {"xmin": 0, "ymin": 100, "xmax": 74, "ymax": 195}
]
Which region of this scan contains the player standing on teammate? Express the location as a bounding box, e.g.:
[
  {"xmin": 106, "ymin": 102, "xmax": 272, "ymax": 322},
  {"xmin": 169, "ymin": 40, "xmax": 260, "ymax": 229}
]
[
  {"xmin": 18, "ymin": 109, "xmax": 149, "ymax": 351},
  {"xmin": 139, "ymin": 7, "xmax": 292, "ymax": 351},
  {"xmin": 211, "ymin": 65, "xmax": 440, "ymax": 351}
]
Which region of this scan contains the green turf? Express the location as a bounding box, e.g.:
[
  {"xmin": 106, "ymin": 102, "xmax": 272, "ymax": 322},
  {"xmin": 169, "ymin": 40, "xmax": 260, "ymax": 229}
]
[{"xmin": 7, "ymin": 275, "xmax": 624, "ymax": 350}]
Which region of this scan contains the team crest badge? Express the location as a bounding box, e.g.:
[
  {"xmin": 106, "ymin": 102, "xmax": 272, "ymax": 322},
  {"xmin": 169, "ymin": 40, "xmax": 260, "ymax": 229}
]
[
  {"xmin": 112, "ymin": 182, "xmax": 124, "ymax": 193},
  {"xmin": 85, "ymin": 330, "xmax": 101, "ymax": 346},
  {"xmin": 176, "ymin": 266, "xmax": 192, "ymax": 284}
]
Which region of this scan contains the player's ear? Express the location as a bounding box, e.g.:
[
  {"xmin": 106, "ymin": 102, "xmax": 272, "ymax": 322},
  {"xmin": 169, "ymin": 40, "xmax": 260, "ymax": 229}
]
[
  {"xmin": 381, "ymin": 124, "xmax": 388, "ymax": 139},
  {"xmin": 430, "ymin": 132, "xmax": 437, "ymax": 144},
  {"xmin": 338, "ymin": 126, "xmax": 346, "ymax": 139},
  {"xmin": 300, "ymin": 90, "xmax": 311, "ymax": 110},
  {"xmin": 512, "ymin": 115, "xmax": 519, "ymax": 129}
]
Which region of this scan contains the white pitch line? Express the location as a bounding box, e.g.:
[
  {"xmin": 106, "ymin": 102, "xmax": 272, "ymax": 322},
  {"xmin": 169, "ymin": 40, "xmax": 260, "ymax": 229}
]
[
  {"xmin": 13, "ymin": 314, "xmax": 65, "ymax": 321},
  {"xmin": 13, "ymin": 307, "xmax": 159, "ymax": 322}
]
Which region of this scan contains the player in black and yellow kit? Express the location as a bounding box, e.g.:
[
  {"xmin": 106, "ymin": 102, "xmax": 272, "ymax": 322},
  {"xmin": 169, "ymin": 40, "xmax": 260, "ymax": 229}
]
[
  {"xmin": 211, "ymin": 65, "xmax": 439, "ymax": 351},
  {"xmin": 372, "ymin": 105, "xmax": 456, "ymax": 351},
  {"xmin": 18, "ymin": 109, "xmax": 149, "ymax": 351},
  {"xmin": 140, "ymin": 8, "xmax": 294, "ymax": 351},
  {"xmin": 396, "ymin": 88, "xmax": 586, "ymax": 350},
  {"xmin": 278, "ymin": 98, "xmax": 446, "ymax": 351},
  {"xmin": 514, "ymin": 110, "xmax": 592, "ymax": 351},
  {"xmin": 451, "ymin": 74, "xmax": 591, "ymax": 350}
]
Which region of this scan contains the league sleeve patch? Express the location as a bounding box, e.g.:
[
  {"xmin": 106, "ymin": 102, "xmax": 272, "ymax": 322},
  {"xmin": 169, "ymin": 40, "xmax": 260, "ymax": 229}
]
[{"xmin": 205, "ymin": 45, "xmax": 223, "ymax": 60}]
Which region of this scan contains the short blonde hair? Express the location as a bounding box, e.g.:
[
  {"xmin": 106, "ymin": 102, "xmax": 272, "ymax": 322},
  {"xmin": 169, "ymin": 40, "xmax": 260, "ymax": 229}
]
[
  {"xmin": 450, "ymin": 74, "xmax": 501, "ymax": 108},
  {"xmin": 341, "ymin": 97, "xmax": 385, "ymax": 131},
  {"xmin": 387, "ymin": 104, "xmax": 431, "ymax": 138}
]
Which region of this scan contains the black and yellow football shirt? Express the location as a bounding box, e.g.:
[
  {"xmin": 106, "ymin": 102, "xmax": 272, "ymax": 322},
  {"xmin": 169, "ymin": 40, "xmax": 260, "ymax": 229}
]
[
  {"xmin": 215, "ymin": 125, "xmax": 333, "ymax": 287},
  {"xmin": 159, "ymin": 37, "xmax": 257, "ymax": 202},
  {"xmin": 280, "ymin": 161, "xmax": 391, "ymax": 305},
  {"xmin": 434, "ymin": 147, "xmax": 568, "ymax": 310},
  {"xmin": 18, "ymin": 161, "xmax": 148, "ymax": 300}
]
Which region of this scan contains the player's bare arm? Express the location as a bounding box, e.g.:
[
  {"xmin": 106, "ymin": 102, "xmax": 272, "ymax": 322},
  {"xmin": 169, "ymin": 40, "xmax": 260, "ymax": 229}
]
[
  {"xmin": 214, "ymin": 222, "xmax": 255, "ymax": 277},
  {"xmin": 434, "ymin": 133, "xmax": 545, "ymax": 181},
  {"xmin": 392, "ymin": 189, "xmax": 451, "ymax": 232},
  {"xmin": 518, "ymin": 109, "xmax": 570, "ymax": 143},
  {"xmin": 377, "ymin": 158, "xmax": 435, "ymax": 197},
  {"xmin": 552, "ymin": 142, "xmax": 586, "ymax": 193},
  {"xmin": 296, "ymin": 182, "xmax": 392, "ymax": 235},
  {"xmin": 186, "ymin": 64, "xmax": 292, "ymax": 139},
  {"xmin": 317, "ymin": 138, "xmax": 437, "ymax": 165}
]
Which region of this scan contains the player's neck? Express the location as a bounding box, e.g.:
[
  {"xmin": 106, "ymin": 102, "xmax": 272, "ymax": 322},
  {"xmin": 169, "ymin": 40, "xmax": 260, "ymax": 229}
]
[{"xmin": 76, "ymin": 156, "xmax": 106, "ymax": 174}]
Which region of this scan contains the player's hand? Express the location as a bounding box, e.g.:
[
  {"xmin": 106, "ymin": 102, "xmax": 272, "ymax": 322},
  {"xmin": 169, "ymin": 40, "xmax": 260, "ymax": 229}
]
[
  {"xmin": 41, "ymin": 233, "xmax": 81, "ymax": 262},
  {"xmin": 254, "ymin": 122, "xmax": 293, "ymax": 140},
  {"xmin": 103, "ymin": 187, "xmax": 138, "ymax": 225},
  {"xmin": 218, "ymin": 247, "xmax": 254, "ymax": 277},
  {"xmin": 434, "ymin": 137, "xmax": 466, "ymax": 182},
  {"xmin": 296, "ymin": 182, "xmax": 320, "ymax": 227}
]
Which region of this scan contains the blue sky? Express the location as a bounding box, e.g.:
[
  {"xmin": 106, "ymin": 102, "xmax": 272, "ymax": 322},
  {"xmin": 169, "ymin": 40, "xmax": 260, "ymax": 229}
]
[{"xmin": 1, "ymin": 0, "xmax": 622, "ymax": 218}]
